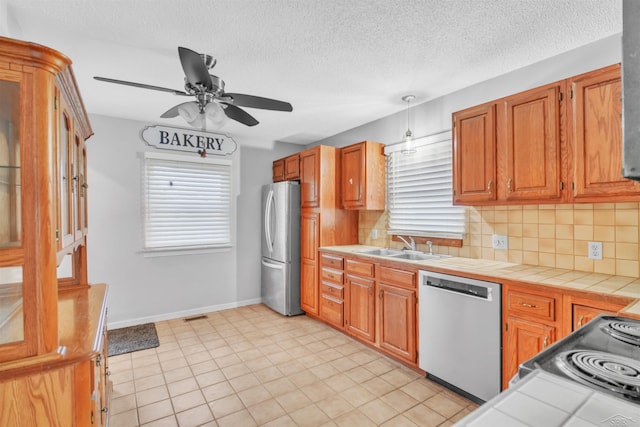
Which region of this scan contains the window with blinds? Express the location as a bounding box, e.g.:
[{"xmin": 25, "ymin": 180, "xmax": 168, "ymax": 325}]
[
  {"xmin": 385, "ymin": 131, "xmax": 465, "ymax": 239},
  {"xmin": 143, "ymin": 152, "xmax": 231, "ymax": 250}
]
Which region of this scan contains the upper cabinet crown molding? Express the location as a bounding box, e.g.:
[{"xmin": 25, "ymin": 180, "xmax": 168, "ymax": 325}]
[{"xmin": 453, "ymin": 63, "xmax": 639, "ymax": 206}]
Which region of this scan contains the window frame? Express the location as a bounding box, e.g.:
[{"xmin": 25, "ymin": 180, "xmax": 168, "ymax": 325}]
[
  {"xmin": 141, "ymin": 151, "xmax": 232, "ymax": 255},
  {"xmin": 385, "ymin": 130, "xmax": 466, "ymax": 241}
]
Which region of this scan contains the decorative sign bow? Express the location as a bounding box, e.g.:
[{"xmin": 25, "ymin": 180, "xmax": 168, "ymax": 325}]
[{"xmin": 141, "ymin": 125, "xmax": 237, "ymax": 156}]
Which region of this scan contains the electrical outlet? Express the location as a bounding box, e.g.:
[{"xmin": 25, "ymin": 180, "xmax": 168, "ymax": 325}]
[
  {"xmin": 371, "ymin": 229, "xmax": 378, "ymax": 240},
  {"xmin": 588, "ymin": 241, "xmax": 603, "ymax": 260},
  {"xmin": 492, "ymin": 234, "xmax": 508, "ymax": 250}
]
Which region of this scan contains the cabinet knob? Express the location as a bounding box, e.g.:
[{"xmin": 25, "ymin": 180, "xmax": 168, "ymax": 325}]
[
  {"xmin": 348, "ymin": 178, "xmax": 353, "ymax": 185},
  {"xmin": 487, "ymin": 179, "xmax": 493, "ymax": 193},
  {"xmin": 507, "ymin": 178, "xmax": 512, "ymax": 192}
]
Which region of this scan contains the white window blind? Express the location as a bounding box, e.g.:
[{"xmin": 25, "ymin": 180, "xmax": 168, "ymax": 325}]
[
  {"xmin": 385, "ymin": 131, "xmax": 465, "ymax": 239},
  {"xmin": 143, "ymin": 152, "xmax": 231, "ymax": 250}
]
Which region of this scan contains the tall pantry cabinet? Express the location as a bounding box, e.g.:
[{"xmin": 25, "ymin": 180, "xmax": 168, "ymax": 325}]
[
  {"xmin": 0, "ymin": 36, "xmax": 109, "ymax": 427},
  {"xmin": 298, "ymin": 145, "xmax": 358, "ymax": 316}
]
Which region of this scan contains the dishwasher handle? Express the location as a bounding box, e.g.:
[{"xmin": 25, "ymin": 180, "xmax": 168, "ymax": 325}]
[{"xmin": 425, "ymin": 278, "xmax": 491, "ymax": 300}]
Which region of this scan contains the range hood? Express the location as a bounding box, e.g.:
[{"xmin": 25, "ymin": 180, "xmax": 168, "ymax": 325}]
[{"xmin": 623, "ymin": 0, "xmax": 640, "ymax": 180}]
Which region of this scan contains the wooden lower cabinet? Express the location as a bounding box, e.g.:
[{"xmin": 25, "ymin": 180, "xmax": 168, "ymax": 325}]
[
  {"xmin": 345, "ymin": 274, "xmax": 376, "ymax": 343},
  {"xmin": 0, "ymin": 284, "xmax": 110, "ymax": 427},
  {"xmin": 300, "ymin": 213, "xmax": 319, "ymax": 315},
  {"xmin": 561, "ymin": 293, "xmax": 632, "ymax": 336},
  {"xmin": 503, "ymin": 316, "xmax": 556, "ymax": 388},
  {"xmin": 379, "ymin": 283, "xmax": 416, "ymax": 363},
  {"xmin": 316, "ymin": 251, "xmax": 419, "ymax": 368}
]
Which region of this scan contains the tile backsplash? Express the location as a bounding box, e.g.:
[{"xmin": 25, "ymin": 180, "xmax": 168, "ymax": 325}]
[{"xmin": 358, "ymin": 203, "xmax": 640, "ymax": 278}]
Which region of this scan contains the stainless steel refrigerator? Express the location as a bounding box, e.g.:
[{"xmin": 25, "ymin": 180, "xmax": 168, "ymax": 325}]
[{"xmin": 261, "ymin": 181, "xmax": 302, "ymax": 316}]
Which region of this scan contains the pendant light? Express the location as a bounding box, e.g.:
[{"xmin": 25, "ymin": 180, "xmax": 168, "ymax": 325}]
[{"xmin": 401, "ymin": 95, "xmax": 416, "ymax": 155}]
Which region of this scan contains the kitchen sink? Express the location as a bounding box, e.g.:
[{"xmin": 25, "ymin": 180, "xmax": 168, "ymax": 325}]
[
  {"xmin": 357, "ymin": 248, "xmax": 450, "ymax": 261},
  {"xmin": 356, "ymin": 248, "xmax": 405, "ymax": 256},
  {"xmin": 389, "ymin": 252, "xmax": 449, "ymax": 260}
]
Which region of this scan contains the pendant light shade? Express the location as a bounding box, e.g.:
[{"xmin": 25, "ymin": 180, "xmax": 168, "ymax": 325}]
[
  {"xmin": 178, "ymin": 101, "xmax": 228, "ymax": 130},
  {"xmin": 401, "ymin": 95, "xmax": 416, "ymax": 155}
]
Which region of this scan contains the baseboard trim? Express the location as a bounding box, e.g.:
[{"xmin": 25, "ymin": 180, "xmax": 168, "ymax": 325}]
[{"xmin": 107, "ymin": 298, "xmax": 263, "ymax": 330}]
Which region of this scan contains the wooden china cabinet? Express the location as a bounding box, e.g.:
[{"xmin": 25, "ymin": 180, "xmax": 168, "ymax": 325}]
[{"xmin": 0, "ymin": 36, "xmax": 109, "ymax": 426}]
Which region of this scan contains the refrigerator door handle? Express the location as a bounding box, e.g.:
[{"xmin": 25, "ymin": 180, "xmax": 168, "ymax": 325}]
[
  {"xmin": 264, "ymin": 189, "xmax": 274, "ymax": 253},
  {"xmin": 262, "ymin": 259, "xmax": 284, "ymax": 270}
]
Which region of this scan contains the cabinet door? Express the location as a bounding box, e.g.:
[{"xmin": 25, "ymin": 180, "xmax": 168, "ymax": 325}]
[
  {"xmin": 452, "ymin": 103, "xmax": 497, "ymax": 204},
  {"xmin": 341, "ymin": 143, "xmax": 364, "ymax": 209},
  {"xmin": 503, "ymin": 316, "xmax": 555, "ymax": 389},
  {"xmin": 300, "ymin": 212, "xmax": 319, "ymax": 314},
  {"xmin": 570, "ymin": 65, "xmax": 640, "ymax": 199},
  {"xmin": 345, "ymin": 274, "xmax": 375, "ymax": 343},
  {"xmin": 379, "ymin": 283, "xmax": 416, "ymax": 363},
  {"xmin": 284, "ymin": 154, "xmax": 300, "ymax": 180},
  {"xmin": 272, "ymin": 159, "xmax": 284, "ymax": 182},
  {"xmin": 299, "ymin": 148, "xmax": 319, "ymax": 208},
  {"xmin": 501, "ymin": 83, "xmax": 563, "ymax": 201}
]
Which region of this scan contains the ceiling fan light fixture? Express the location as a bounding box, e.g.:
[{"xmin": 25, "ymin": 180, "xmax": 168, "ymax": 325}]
[
  {"xmin": 401, "ymin": 95, "xmax": 417, "ymax": 156},
  {"xmin": 178, "ymin": 102, "xmax": 204, "ymax": 128},
  {"xmin": 205, "ymin": 102, "xmax": 227, "ymax": 127}
]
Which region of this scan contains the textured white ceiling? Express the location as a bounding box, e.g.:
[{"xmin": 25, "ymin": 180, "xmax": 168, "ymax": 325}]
[{"xmin": 4, "ymin": 0, "xmax": 622, "ymax": 146}]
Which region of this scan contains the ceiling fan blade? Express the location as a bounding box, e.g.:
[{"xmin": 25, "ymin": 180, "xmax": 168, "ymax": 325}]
[
  {"xmin": 222, "ymin": 103, "xmax": 259, "ymax": 126},
  {"xmin": 93, "ymin": 76, "xmax": 188, "ymax": 95},
  {"xmin": 178, "ymin": 47, "xmax": 213, "ymax": 91},
  {"xmin": 160, "ymin": 102, "xmax": 198, "ymax": 118},
  {"xmin": 225, "ymin": 93, "xmax": 293, "ymax": 111}
]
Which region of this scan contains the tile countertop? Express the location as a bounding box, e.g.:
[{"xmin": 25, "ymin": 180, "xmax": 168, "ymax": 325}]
[{"xmin": 319, "ymin": 245, "xmax": 640, "ymax": 318}]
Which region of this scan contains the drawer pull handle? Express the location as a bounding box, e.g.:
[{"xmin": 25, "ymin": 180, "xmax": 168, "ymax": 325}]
[
  {"xmin": 507, "ymin": 178, "xmax": 512, "ymax": 192},
  {"xmin": 577, "ymin": 315, "xmax": 584, "ymax": 328},
  {"xmin": 487, "ymin": 179, "xmax": 493, "ymax": 193},
  {"xmin": 519, "ymin": 302, "xmax": 538, "ymax": 309},
  {"xmin": 543, "ymin": 336, "xmax": 548, "ymax": 348}
]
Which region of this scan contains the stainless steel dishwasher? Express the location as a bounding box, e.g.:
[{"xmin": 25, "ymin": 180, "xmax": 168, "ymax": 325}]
[{"xmin": 418, "ymin": 270, "xmax": 501, "ymax": 404}]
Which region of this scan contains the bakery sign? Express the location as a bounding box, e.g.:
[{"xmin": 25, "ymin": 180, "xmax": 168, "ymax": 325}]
[{"xmin": 141, "ymin": 125, "xmax": 237, "ymax": 156}]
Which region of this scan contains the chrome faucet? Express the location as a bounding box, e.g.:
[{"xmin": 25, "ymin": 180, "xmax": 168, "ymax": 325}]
[
  {"xmin": 427, "ymin": 241, "xmax": 433, "ymax": 255},
  {"xmin": 398, "ymin": 235, "xmax": 416, "ymax": 251}
]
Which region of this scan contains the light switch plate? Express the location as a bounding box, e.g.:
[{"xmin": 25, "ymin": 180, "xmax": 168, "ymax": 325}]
[
  {"xmin": 588, "ymin": 241, "xmax": 602, "ymax": 260},
  {"xmin": 492, "ymin": 234, "xmax": 508, "ymax": 250}
]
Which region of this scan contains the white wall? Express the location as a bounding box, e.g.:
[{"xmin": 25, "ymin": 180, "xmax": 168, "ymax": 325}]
[
  {"xmin": 315, "ymin": 34, "xmax": 622, "ymax": 149},
  {"xmin": 87, "ymin": 114, "xmax": 300, "ymax": 328}
]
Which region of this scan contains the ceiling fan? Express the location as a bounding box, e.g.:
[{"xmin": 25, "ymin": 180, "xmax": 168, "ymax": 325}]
[{"xmin": 94, "ymin": 47, "xmax": 293, "ymax": 128}]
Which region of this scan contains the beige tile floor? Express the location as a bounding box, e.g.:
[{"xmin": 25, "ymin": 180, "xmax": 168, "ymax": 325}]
[{"xmin": 108, "ymin": 304, "xmax": 478, "ymax": 427}]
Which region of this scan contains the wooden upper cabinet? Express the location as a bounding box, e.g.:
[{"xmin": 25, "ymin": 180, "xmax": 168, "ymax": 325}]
[
  {"xmin": 284, "ymin": 153, "xmax": 300, "ymax": 180},
  {"xmin": 500, "ymin": 82, "xmax": 563, "ymax": 202},
  {"xmin": 340, "ymin": 141, "xmax": 386, "ymax": 210},
  {"xmin": 452, "ymin": 64, "xmax": 638, "ymax": 206},
  {"xmin": 273, "ymin": 153, "xmax": 301, "ymax": 183},
  {"xmin": 569, "ymin": 64, "xmax": 640, "ymax": 200},
  {"xmin": 453, "ymin": 103, "xmax": 497, "ymax": 204},
  {"xmin": 272, "ymin": 158, "xmax": 284, "ymax": 182},
  {"xmin": 299, "ymin": 147, "xmax": 320, "ymax": 208}
]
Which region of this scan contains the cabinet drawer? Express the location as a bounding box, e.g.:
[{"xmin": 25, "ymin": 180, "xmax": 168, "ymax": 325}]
[
  {"xmin": 321, "ymin": 282, "xmax": 344, "ymax": 300},
  {"xmin": 507, "ymin": 291, "xmax": 556, "ymax": 321},
  {"xmin": 379, "ymin": 266, "xmax": 416, "ymax": 289},
  {"xmin": 320, "ymin": 294, "xmax": 344, "ymax": 327},
  {"xmin": 321, "ymin": 253, "xmax": 344, "ymax": 269},
  {"xmin": 321, "ymin": 268, "xmax": 343, "ymax": 284},
  {"xmin": 345, "ymin": 258, "xmax": 375, "ymax": 278}
]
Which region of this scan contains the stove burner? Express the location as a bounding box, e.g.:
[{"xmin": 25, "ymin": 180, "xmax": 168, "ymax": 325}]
[
  {"xmin": 556, "ymin": 350, "xmax": 640, "ymax": 400},
  {"xmin": 603, "ymin": 321, "xmax": 640, "ymax": 346}
]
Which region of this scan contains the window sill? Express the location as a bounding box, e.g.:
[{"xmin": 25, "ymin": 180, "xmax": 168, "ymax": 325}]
[{"xmin": 141, "ymin": 245, "xmax": 232, "ymax": 258}]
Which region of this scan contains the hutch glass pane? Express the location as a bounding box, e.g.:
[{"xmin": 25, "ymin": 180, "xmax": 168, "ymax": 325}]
[
  {"xmin": 60, "ymin": 114, "xmax": 70, "ymax": 237},
  {"xmin": 0, "ymin": 266, "xmax": 23, "ymax": 345},
  {"xmin": 0, "ymin": 80, "xmax": 21, "ymax": 248}
]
